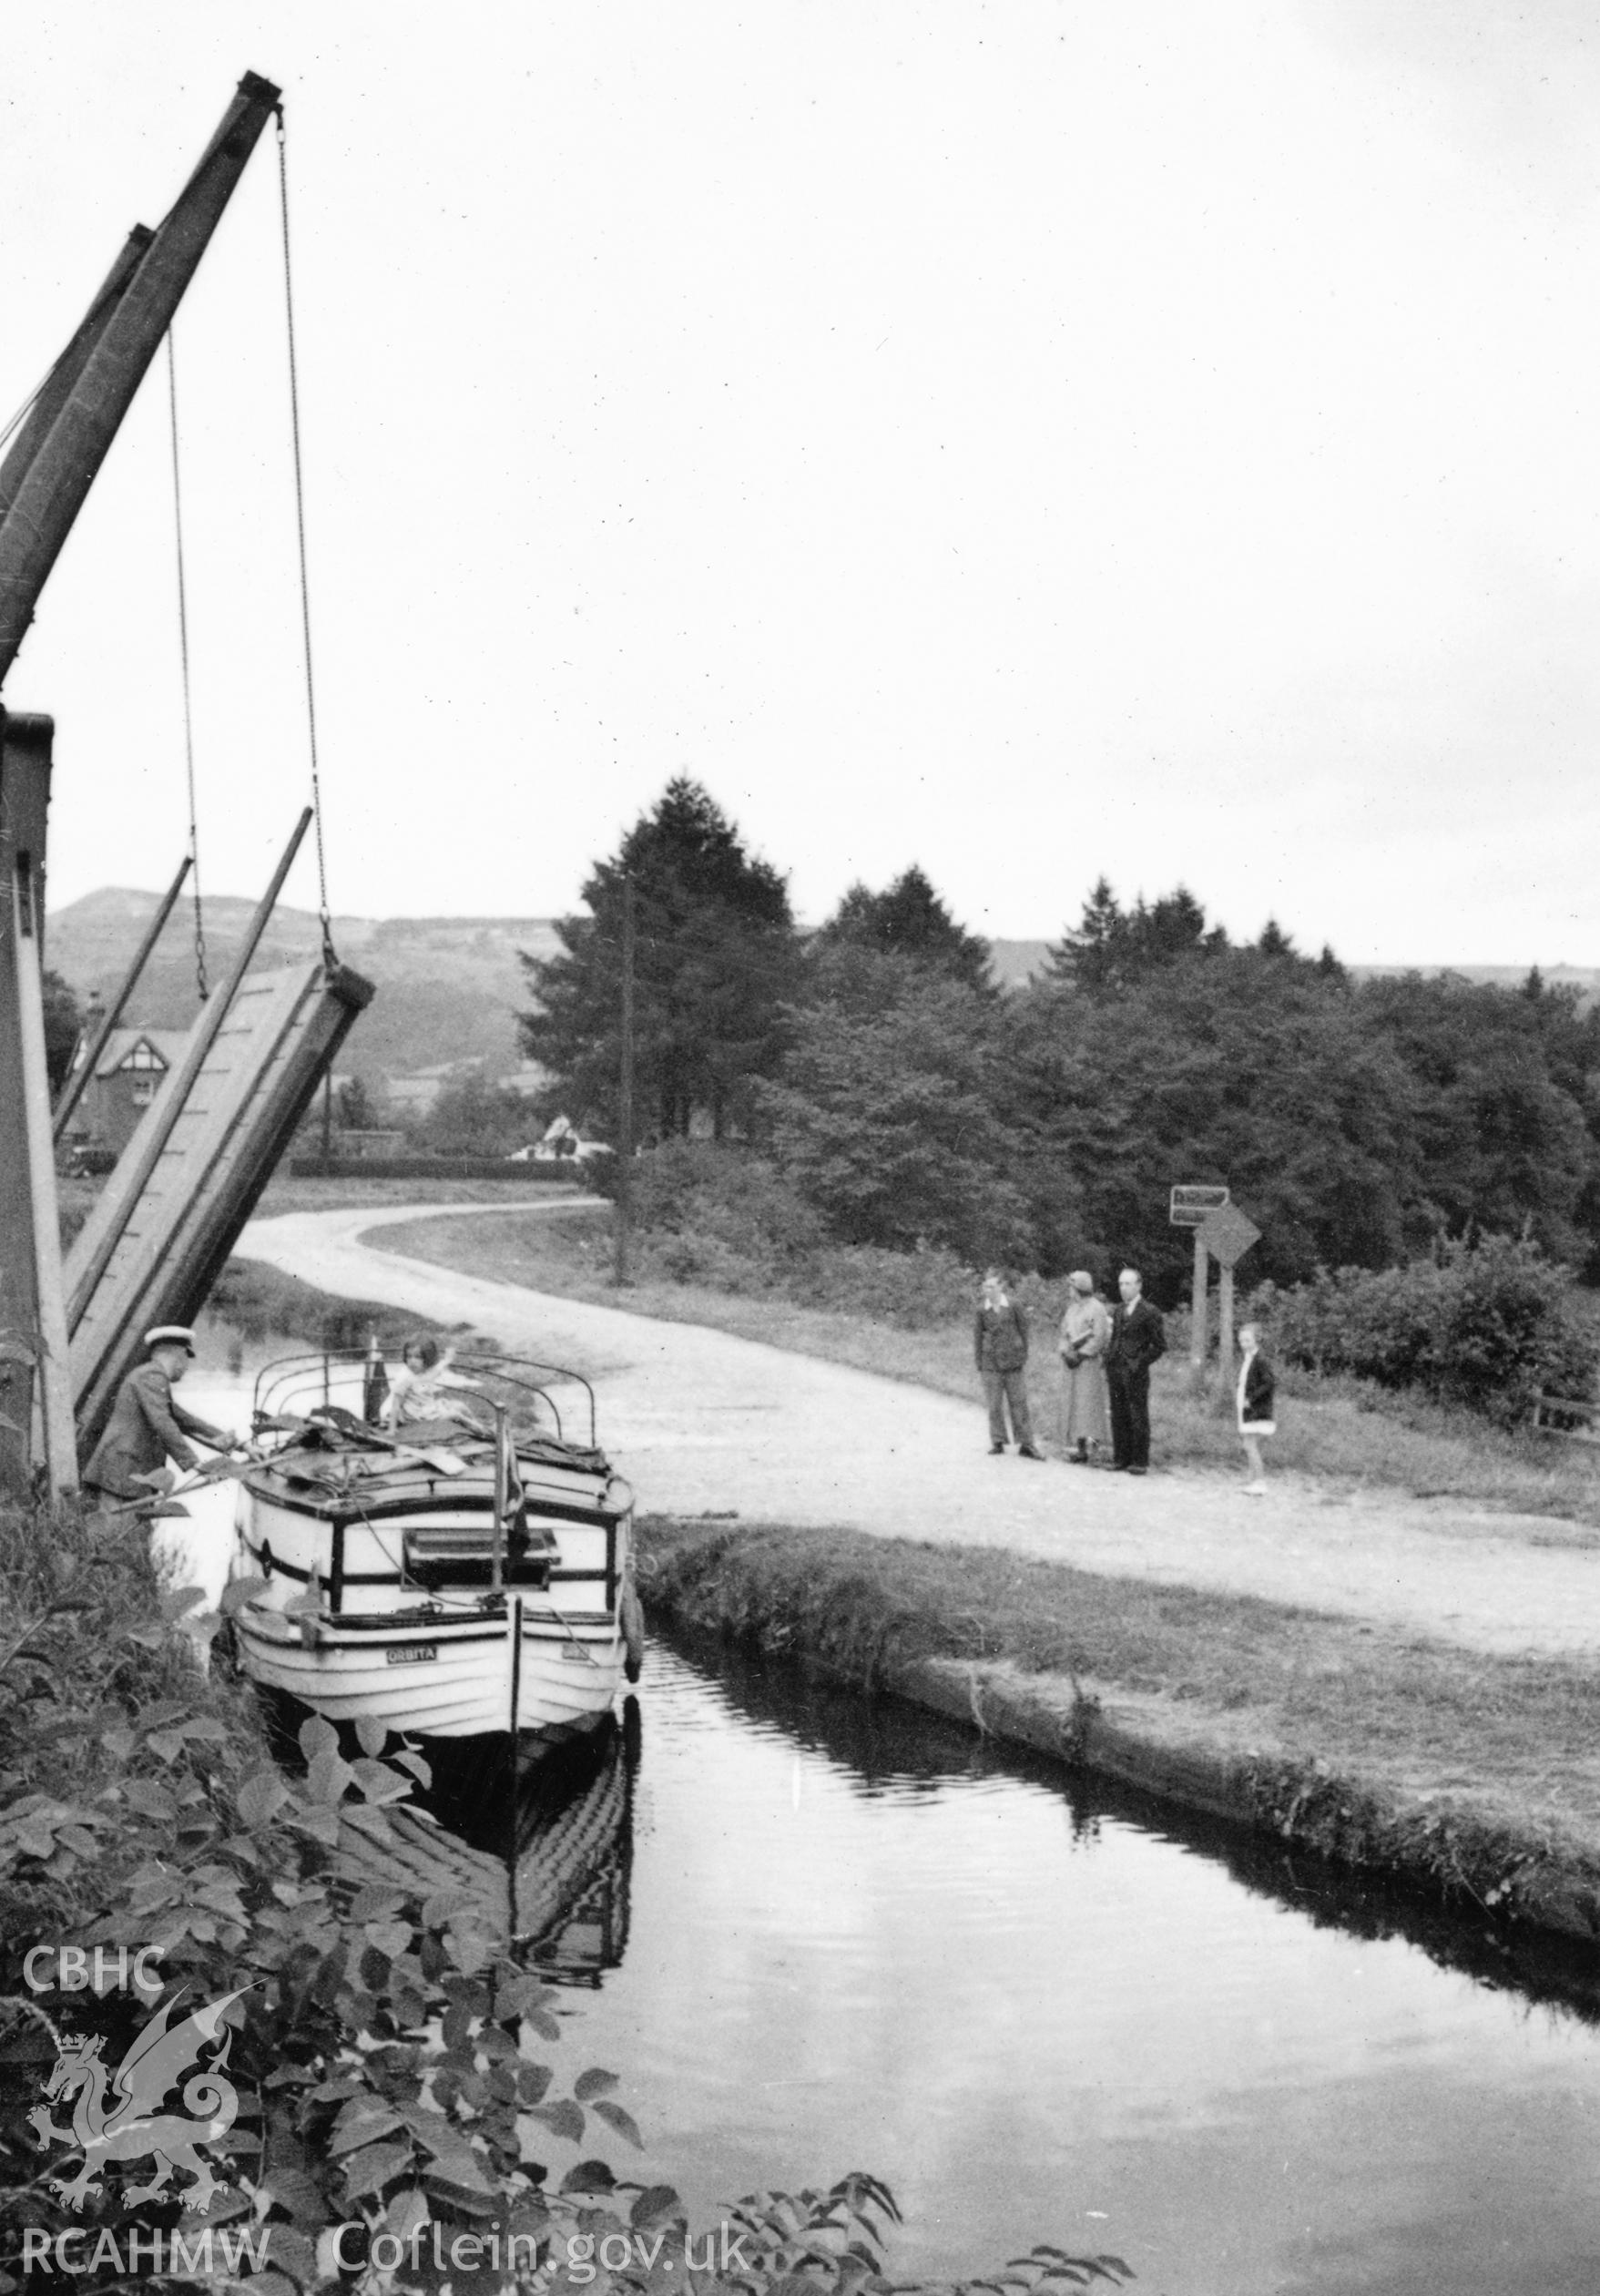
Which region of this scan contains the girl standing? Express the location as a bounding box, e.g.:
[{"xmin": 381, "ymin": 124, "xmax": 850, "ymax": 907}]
[{"xmin": 1236, "ymin": 1322, "xmax": 1276, "ymax": 1495}]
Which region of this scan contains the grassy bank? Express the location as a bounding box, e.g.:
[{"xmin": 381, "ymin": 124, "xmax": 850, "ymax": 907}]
[
  {"xmin": 375, "ymin": 1202, "xmax": 1600, "ymax": 1523},
  {"xmin": 637, "ymin": 1514, "xmax": 1600, "ymax": 1934}
]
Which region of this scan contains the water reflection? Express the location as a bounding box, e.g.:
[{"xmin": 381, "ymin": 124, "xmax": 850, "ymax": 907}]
[
  {"xmin": 692, "ymin": 1624, "xmax": 1600, "ymax": 2036},
  {"xmin": 332, "ymin": 1710, "xmax": 637, "ymax": 1984},
  {"xmin": 563, "ymin": 1634, "xmax": 1600, "ymax": 2295}
]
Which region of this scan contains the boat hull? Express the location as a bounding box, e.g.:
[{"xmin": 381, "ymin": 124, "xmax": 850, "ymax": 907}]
[
  {"xmin": 233, "ymin": 1599, "xmax": 626, "ymax": 1737},
  {"xmin": 226, "ymin": 1388, "xmax": 640, "ymax": 1740}
]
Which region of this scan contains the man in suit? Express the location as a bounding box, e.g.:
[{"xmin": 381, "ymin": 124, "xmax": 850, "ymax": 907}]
[
  {"xmin": 1104, "ymin": 1267, "xmax": 1166, "ymax": 1475},
  {"xmin": 974, "ymin": 1269, "xmax": 1044, "ymax": 1459},
  {"xmin": 83, "ymin": 1325, "xmax": 237, "ymax": 1506}
]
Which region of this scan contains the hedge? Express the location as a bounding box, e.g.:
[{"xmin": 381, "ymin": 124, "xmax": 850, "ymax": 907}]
[{"xmin": 287, "ymin": 1156, "xmax": 593, "ymax": 1182}]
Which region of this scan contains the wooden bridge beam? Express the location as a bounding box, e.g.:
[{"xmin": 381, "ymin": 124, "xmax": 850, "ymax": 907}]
[{"xmin": 0, "ymin": 713, "xmax": 55, "ymax": 1499}]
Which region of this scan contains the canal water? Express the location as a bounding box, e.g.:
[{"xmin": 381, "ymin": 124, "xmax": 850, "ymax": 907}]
[{"xmin": 169, "ymin": 1328, "xmax": 1600, "ymax": 2293}]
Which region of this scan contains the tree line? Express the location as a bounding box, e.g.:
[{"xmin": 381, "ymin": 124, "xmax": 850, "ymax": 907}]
[{"xmin": 521, "ymin": 778, "xmax": 1600, "ymax": 1301}]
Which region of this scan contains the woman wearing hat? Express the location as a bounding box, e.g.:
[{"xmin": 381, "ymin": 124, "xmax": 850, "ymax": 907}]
[
  {"xmin": 83, "ymin": 1326, "xmax": 238, "ymax": 1507},
  {"xmin": 1057, "ymin": 1273, "xmax": 1111, "ymax": 1464}
]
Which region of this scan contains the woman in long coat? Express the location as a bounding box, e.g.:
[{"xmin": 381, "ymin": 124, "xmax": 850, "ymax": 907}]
[{"xmin": 1058, "ymin": 1271, "xmax": 1112, "ymax": 1463}]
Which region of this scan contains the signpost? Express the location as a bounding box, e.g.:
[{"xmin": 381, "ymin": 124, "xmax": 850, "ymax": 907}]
[
  {"xmin": 1170, "ymin": 1186, "xmax": 1229, "ymax": 1368},
  {"xmin": 1197, "ymin": 1200, "xmax": 1262, "ymax": 1373},
  {"xmin": 1168, "ymin": 1185, "xmax": 1229, "ymax": 1227}
]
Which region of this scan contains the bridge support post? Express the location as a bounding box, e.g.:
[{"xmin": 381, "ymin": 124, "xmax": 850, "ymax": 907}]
[{"xmin": 0, "ymin": 713, "xmax": 58, "ymax": 1499}]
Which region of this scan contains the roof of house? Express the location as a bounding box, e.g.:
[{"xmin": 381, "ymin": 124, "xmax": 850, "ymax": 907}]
[{"xmin": 91, "ymin": 1028, "xmax": 189, "ymax": 1079}]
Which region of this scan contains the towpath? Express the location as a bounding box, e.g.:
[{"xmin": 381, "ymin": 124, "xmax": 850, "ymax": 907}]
[{"xmin": 235, "ymin": 1200, "xmax": 1600, "ymax": 1659}]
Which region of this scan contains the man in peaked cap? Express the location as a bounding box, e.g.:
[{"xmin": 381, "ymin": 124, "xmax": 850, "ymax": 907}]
[{"xmin": 83, "ymin": 1326, "xmax": 239, "ymax": 1507}]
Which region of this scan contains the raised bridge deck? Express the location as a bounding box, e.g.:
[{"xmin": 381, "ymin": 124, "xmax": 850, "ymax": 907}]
[{"xmin": 67, "ymin": 956, "xmax": 372, "ymax": 1457}]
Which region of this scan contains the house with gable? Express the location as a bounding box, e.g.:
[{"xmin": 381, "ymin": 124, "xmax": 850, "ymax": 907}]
[{"xmin": 66, "ymin": 1026, "xmax": 190, "ymax": 1157}]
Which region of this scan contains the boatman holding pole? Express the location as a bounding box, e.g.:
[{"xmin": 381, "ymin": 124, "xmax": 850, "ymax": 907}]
[{"xmin": 82, "ymin": 1326, "xmax": 239, "ymax": 1509}]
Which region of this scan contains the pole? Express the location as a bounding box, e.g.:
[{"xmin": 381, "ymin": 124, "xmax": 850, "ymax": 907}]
[
  {"xmin": 614, "ymin": 874, "xmax": 635, "ymax": 1288},
  {"xmin": 13, "ymin": 852, "xmax": 77, "ymax": 1494},
  {"xmin": 52, "ymin": 853, "xmax": 192, "ymax": 1142},
  {"xmin": 321, "ymin": 1069, "xmax": 333, "ymax": 1166},
  {"xmin": 1218, "ymin": 1260, "xmax": 1236, "ymax": 1390},
  {"xmin": 491, "ymin": 1404, "xmax": 508, "ymax": 1597},
  {"xmin": 1189, "ymin": 1230, "xmax": 1207, "ymax": 1372}
]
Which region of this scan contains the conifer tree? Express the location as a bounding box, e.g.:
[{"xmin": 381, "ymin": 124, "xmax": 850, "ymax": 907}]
[
  {"xmin": 816, "ymin": 863, "xmax": 993, "ymax": 993},
  {"xmin": 521, "ymin": 778, "xmax": 798, "ymax": 1139}
]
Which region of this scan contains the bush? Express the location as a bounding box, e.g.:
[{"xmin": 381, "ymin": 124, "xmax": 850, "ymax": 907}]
[
  {"xmin": 288, "ymin": 1156, "xmax": 579, "ymax": 1181},
  {"xmin": 624, "ymin": 1144, "xmax": 825, "ymax": 1263},
  {"xmin": 1252, "ymin": 1234, "xmax": 1596, "ymax": 1426},
  {"xmin": 645, "ymin": 1227, "xmax": 770, "ymax": 1291},
  {"xmin": 596, "ymin": 1145, "xmax": 1086, "ymax": 1330},
  {"xmin": 797, "ymin": 1241, "xmax": 976, "ymax": 1328}
]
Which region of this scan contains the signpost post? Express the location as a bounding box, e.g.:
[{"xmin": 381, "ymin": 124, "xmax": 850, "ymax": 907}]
[
  {"xmin": 1169, "ymin": 1185, "xmax": 1229, "ymax": 1368},
  {"xmin": 1197, "ymin": 1200, "xmax": 1262, "ymax": 1375}
]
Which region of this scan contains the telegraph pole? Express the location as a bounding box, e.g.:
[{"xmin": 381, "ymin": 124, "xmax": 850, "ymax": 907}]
[{"xmin": 614, "ymin": 874, "xmax": 636, "ymax": 1287}]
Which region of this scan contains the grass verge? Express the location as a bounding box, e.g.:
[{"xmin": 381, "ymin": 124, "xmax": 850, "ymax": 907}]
[
  {"xmin": 637, "ymin": 1513, "xmax": 1600, "ymax": 1930},
  {"xmin": 375, "ymin": 1203, "xmax": 1600, "ymax": 1523}
]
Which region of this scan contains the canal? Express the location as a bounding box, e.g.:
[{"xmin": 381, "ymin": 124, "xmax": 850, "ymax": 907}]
[{"xmin": 169, "ymin": 1328, "xmax": 1600, "ymax": 2292}]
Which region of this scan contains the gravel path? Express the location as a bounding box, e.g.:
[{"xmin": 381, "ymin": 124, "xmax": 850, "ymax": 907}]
[{"xmin": 236, "ymin": 1201, "xmax": 1600, "ymax": 1659}]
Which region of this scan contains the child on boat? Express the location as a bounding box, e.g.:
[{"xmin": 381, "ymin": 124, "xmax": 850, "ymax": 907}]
[{"xmin": 385, "ymin": 1335, "xmax": 484, "ymax": 1434}]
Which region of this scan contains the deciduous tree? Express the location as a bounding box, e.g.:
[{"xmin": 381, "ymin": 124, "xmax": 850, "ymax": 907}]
[
  {"xmin": 413, "ymin": 1070, "xmax": 530, "ymax": 1157},
  {"xmin": 1002, "ymin": 948, "xmax": 1419, "ymax": 1292},
  {"xmin": 759, "ymin": 959, "xmax": 1032, "ymax": 1264}
]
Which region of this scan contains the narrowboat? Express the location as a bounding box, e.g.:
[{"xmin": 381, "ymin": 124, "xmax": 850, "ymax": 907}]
[{"xmin": 224, "ymin": 1347, "xmax": 643, "ymax": 1740}]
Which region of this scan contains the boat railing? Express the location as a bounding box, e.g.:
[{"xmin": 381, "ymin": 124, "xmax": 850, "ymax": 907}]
[{"xmin": 251, "ymin": 1348, "xmax": 599, "ymax": 1452}]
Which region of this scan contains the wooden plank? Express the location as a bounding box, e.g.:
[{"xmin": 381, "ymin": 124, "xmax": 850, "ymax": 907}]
[
  {"xmin": 69, "ymin": 957, "xmax": 372, "ymax": 1456},
  {"xmin": 13, "ymin": 849, "xmax": 76, "ymax": 1493},
  {"xmin": 0, "ymin": 712, "xmax": 53, "ymax": 1500}
]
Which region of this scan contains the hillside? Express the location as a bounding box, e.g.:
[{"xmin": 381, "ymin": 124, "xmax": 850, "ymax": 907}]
[{"xmin": 46, "ymin": 891, "xmax": 561, "ymax": 1085}]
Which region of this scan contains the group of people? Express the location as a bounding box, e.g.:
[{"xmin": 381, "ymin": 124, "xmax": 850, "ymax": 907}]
[{"xmin": 975, "ymin": 1268, "xmax": 1275, "ymax": 1490}]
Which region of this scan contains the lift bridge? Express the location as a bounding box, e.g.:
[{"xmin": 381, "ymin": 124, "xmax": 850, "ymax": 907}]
[
  {"xmin": 65, "ymin": 908, "xmax": 372, "ymax": 1461},
  {"xmin": 0, "ymin": 73, "xmax": 374, "ymax": 1495}
]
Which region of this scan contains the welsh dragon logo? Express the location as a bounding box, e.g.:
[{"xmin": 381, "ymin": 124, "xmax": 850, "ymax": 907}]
[{"xmin": 27, "ymin": 1985, "xmax": 251, "ymax": 2212}]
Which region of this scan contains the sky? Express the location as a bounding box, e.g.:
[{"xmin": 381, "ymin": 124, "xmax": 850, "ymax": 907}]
[{"xmin": 4, "ymin": 1, "xmax": 1600, "ymax": 965}]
